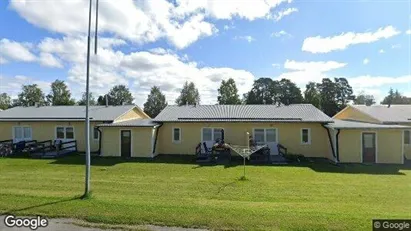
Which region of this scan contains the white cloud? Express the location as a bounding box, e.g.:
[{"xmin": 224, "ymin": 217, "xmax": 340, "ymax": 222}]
[
  {"xmin": 271, "ymin": 7, "xmax": 298, "ymax": 21},
  {"xmin": 406, "ymin": 29, "xmax": 411, "ymax": 35},
  {"xmin": 9, "ymin": 0, "xmax": 292, "ymax": 49},
  {"xmin": 272, "ymin": 63, "xmax": 281, "ymax": 68},
  {"xmin": 0, "ymin": 38, "xmax": 36, "ymax": 62},
  {"xmin": 363, "ymin": 58, "xmax": 369, "ymax": 65},
  {"xmin": 379, "ymin": 49, "xmax": 385, "ymax": 53},
  {"xmin": 234, "ymin": 35, "xmax": 255, "ymax": 43},
  {"xmin": 0, "ymin": 75, "xmax": 51, "ymax": 99},
  {"xmin": 302, "ymin": 26, "xmax": 401, "ymax": 53},
  {"xmin": 39, "ymin": 52, "xmax": 63, "ymax": 68},
  {"xmin": 349, "ymin": 75, "xmax": 411, "ymax": 88},
  {"xmin": 271, "ymin": 30, "xmax": 292, "ymax": 38},
  {"xmin": 391, "ymin": 44, "xmax": 401, "ymax": 49}
]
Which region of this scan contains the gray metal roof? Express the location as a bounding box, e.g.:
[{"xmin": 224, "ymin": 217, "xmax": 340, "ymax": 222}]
[
  {"xmin": 326, "ymin": 119, "xmax": 411, "ymax": 129},
  {"xmin": 98, "ymin": 119, "xmax": 159, "ymax": 127},
  {"xmin": 352, "ymin": 105, "xmax": 411, "ymax": 123},
  {"xmin": 0, "ymin": 105, "xmax": 136, "ymax": 121},
  {"xmin": 153, "ymin": 104, "xmax": 333, "ymax": 123}
]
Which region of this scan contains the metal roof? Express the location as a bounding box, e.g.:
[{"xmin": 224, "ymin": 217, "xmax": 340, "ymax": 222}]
[
  {"xmin": 153, "ymin": 104, "xmax": 333, "ymax": 123},
  {"xmin": 352, "ymin": 105, "xmax": 411, "ymax": 123},
  {"xmin": 325, "ymin": 119, "xmax": 411, "ymax": 129},
  {"xmin": 0, "ymin": 105, "xmax": 136, "ymax": 121},
  {"xmin": 97, "ymin": 119, "xmax": 159, "ymax": 127}
]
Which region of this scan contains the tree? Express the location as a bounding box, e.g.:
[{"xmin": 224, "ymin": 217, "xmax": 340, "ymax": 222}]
[
  {"xmin": 217, "ymin": 78, "xmax": 241, "ymax": 105},
  {"xmin": 354, "ymin": 91, "xmax": 376, "ymax": 106},
  {"xmin": 244, "ymin": 78, "xmax": 277, "ymax": 104},
  {"xmin": 334, "ymin": 77, "xmax": 354, "ymax": 110},
  {"xmin": 381, "ymin": 88, "xmax": 411, "ymax": 105},
  {"xmin": 143, "ymin": 86, "xmax": 168, "ymax": 117},
  {"xmin": 17, "ymin": 84, "xmax": 47, "ymax": 107},
  {"xmin": 77, "ymin": 92, "xmax": 96, "ymax": 106},
  {"xmin": 317, "ymin": 78, "xmax": 339, "ymax": 116},
  {"xmin": 175, "ymin": 81, "xmax": 200, "ymax": 106},
  {"xmin": 277, "ymin": 78, "xmax": 303, "ymax": 105},
  {"xmin": 46, "ymin": 80, "xmax": 76, "ymax": 105},
  {"xmin": 0, "ymin": 93, "xmax": 11, "ymax": 110},
  {"xmin": 304, "ymin": 82, "xmax": 321, "ymax": 108},
  {"xmin": 107, "ymin": 85, "xmax": 134, "ymax": 105}
]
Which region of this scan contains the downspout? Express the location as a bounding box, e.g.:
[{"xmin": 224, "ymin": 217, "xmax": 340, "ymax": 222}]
[
  {"xmin": 96, "ymin": 127, "xmax": 102, "ymax": 155},
  {"xmin": 152, "ymin": 123, "xmax": 163, "ymax": 156},
  {"xmin": 321, "ymin": 123, "xmax": 337, "ymax": 161},
  {"xmin": 335, "ymin": 129, "xmax": 341, "ymax": 162}
]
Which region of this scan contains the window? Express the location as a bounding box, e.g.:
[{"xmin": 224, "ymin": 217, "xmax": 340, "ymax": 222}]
[
  {"xmin": 13, "ymin": 126, "xmax": 32, "ymax": 141},
  {"xmin": 253, "ymin": 128, "xmax": 277, "ymax": 143},
  {"xmin": 56, "ymin": 126, "xmax": 75, "ymax": 140},
  {"xmin": 172, "ymin": 128, "xmax": 181, "ymax": 143},
  {"xmin": 301, "ymin": 128, "xmax": 311, "ymax": 145},
  {"xmin": 405, "ymin": 130, "xmax": 411, "ymax": 145},
  {"xmin": 202, "ymin": 128, "xmax": 224, "ymax": 142},
  {"xmin": 93, "ymin": 127, "xmax": 99, "ymax": 140}
]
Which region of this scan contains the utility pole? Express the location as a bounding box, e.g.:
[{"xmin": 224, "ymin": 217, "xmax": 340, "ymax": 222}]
[{"xmin": 83, "ymin": 0, "xmax": 98, "ymax": 199}]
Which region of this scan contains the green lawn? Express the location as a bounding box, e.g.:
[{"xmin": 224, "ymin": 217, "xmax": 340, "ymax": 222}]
[{"xmin": 0, "ymin": 155, "xmax": 410, "ymax": 230}]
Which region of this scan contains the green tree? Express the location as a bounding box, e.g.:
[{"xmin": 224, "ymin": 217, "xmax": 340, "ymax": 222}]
[
  {"xmin": 354, "ymin": 91, "xmax": 376, "ymax": 106},
  {"xmin": 304, "ymin": 82, "xmax": 321, "ymax": 108},
  {"xmin": 17, "ymin": 84, "xmax": 47, "ymax": 107},
  {"xmin": 175, "ymin": 81, "xmax": 200, "ymax": 106},
  {"xmin": 0, "ymin": 93, "xmax": 11, "ymax": 110},
  {"xmin": 143, "ymin": 86, "xmax": 168, "ymax": 118},
  {"xmin": 334, "ymin": 77, "xmax": 354, "ymax": 110},
  {"xmin": 77, "ymin": 92, "xmax": 96, "ymax": 106},
  {"xmin": 381, "ymin": 88, "xmax": 411, "ymax": 105},
  {"xmin": 244, "ymin": 78, "xmax": 276, "ymax": 104},
  {"xmin": 107, "ymin": 85, "xmax": 134, "ymax": 106},
  {"xmin": 217, "ymin": 78, "xmax": 241, "ymax": 105},
  {"xmin": 46, "ymin": 80, "xmax": 76, "ymax": 105},
  {"xmin": 277, "ymin": 78, "xmax": 303, "ymax": 105},
  {"xmin": 317, "ymin": 78, "xmax": 339, "ymax": 116}
]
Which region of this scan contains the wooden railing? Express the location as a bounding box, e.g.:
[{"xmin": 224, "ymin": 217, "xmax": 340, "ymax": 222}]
[{"xmin": 277, "ymin": 144, "xmax": 287, "ymax": 156}]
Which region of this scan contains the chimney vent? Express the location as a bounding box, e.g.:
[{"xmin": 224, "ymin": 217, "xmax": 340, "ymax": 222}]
[{"xmin": 105, "ymin": 95, "xmax": 108, "ymax": 107}]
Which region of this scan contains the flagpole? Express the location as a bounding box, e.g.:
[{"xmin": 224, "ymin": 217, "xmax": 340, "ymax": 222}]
[{"xmin": 83, "ymin": 0, "xmax": 93, "ymax": 198}]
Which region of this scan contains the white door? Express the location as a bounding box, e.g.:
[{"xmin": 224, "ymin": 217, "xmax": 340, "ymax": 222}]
[
  {"xmin": 266, "ymin": 129, "xmax": 278, "ymax": 155},
  {"xmin": 13, "ymin": 127, "xmax": 32, "ymax": 143},
  {"xmin": 201, "ymin": 128, "xmax": 214, "ymax": 152}
]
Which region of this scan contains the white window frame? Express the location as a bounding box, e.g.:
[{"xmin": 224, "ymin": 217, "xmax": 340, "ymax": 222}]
[
  {"xmin": 12, "ymin": 126, "xmax": 32, "ymax": 142},
  {"xmin": 301, "ymin": 128, "xmax": 311, "ymax": 145},
  {"xmin": 201, "ymin": 127, "xmax": 224, "ymax": 142},
  {"xmin": 252, "ymin": 128, "xmax": 278, "ymax": 144},
  {"xmin": 172, "ymin": 127, "xmax": 181, "ymax": 143},
  {"xmin": 55, "ymin": 126, "xmax": 75, "ymax": 140},
  {"xmin": 404, "ymin": 130, "xmax": 411, "ymax": 146},
  {"xmin": 93, "ymin": 127, "xmax": 100, "ymax": 141}
]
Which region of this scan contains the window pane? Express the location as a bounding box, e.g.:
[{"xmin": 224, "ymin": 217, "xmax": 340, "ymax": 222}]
[
  {"xmin": 93, "ymin": 127, "xmax": 99, "ymax": 139},
  {"xmin": 56, "ymin": 127, "xmax": 65, "ymax": 139},
  {"xmin": 202, "ymin": 128, "xmax": 212, "ymax": 141},
  {"xmin": 14, "ymin": 127, "xmax": 22, "ymax": 139},
  {"xmin": 302, "ymin": 129, "xmax": 309, "ymax": 143},
  {"xmin": 254, "ymin": 129, "xmax": 265, "ymax": 142},
  {"xmin": 266, "ymin": 129, "xmax": 276, "ymax": 142},
  {"xmin": 173, "ymin": 128, "xmax": 180, "ymax": 141},
  {"xmin": 66, "ymin": 127, "xmax": 74, "ymax": 139},
  {"xmin": 363, "ymin": 134, "xmax": 374, "ymax": 148},
  {"xmin": 405, "ymin": 131, "xmax": 410, "ymax": 145},
  {"xmin": 213, "ymin": 128, "xmax": 222, "ymax": 141},
  {"xmin": 23, "ymin": 127, "xmax": 31, "ymax": 139}
]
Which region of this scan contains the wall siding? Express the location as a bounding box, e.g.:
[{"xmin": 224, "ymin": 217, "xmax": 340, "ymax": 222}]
[
  {"xmin": 100, "ymin": 127, "xmax": 153, "ymax": 157},
  {"xmin": 0, "ymin": 121, "xmax": 100, "ymax": 152},
  {"xmin": 156, "ymin": 122, "xmax": 330, "ymax": 157},
  {"xmin": 114, "ymin": 108, "xmax": 148, "ymax": 122},
  {"xmin": 334, "ymin": 107, "xmax": 381, "ymax": 123}
]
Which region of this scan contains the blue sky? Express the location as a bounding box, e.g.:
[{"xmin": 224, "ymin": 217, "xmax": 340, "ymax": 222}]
[{"xmin": 0, "ymin": 0, "xmax": 410, "ymax": 106}]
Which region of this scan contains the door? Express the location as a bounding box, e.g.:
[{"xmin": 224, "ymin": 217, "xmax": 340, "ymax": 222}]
[
  {"xmin": 362, "ymin": 132, "xmax": 376, "ymax": 163},
  {"xmin": 265, "ymin": 129, "xmax": 278, "ymax": 155},
  {"xmin": 121, "ymin": 130, "xmax": 131, "ymax": 158}
]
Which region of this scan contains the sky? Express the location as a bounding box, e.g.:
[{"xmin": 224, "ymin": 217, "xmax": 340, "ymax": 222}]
[{"xmin": 0, "ymin": 0, "xmax": 410, "ymax": 107}]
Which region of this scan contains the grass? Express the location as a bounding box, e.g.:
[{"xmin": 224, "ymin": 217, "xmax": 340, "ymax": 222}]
[{"xmin": 0, "ymin": 155, "xmax": 410, "ymax": 230}]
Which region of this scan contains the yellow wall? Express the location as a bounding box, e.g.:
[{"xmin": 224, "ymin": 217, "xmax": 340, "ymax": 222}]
[
  {"xmin": 338, "ymin": 129, "xmax": 403, "ymax": 164},
  {"xmin": 156, "ymin": 122, "xmax": 330, "ymax": 157},
  {"xmin": 333, "ymin": 106, "xmax": 381, "ymax": 123},
  {"xmin": 114, "ymin": 108, "xmax": 149, "ymax": 122},
  {"xmin": 400, "ymin": 124, "xmax": 411, "ymax": 159},
  {"xmin": 100, "ymin": 127, "xmax": 153, "ymax": 157},
  {"xmin": 0, "ymin": 121, "xmax": 100, "ymax": 152}
]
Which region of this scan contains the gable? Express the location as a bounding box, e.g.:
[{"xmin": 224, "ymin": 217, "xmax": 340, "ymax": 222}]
[
  {"xmin": 114, "ymin": 107, "xmax": 150, "ymax": 122},
  {"xmin": 333, "ymin": 106, "xmax": 381, "ymax": 124}
]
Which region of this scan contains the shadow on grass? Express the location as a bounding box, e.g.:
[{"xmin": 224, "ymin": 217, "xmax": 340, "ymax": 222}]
[
  {"xmin": 0, "ymin": 196, "xmax": 81, "ymax": 215},
  {"xmin": 47, "ymin": 155, "xmax": 411, "ymax": 175}
]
